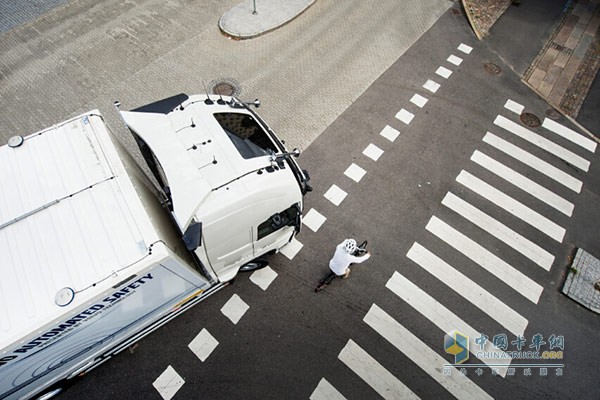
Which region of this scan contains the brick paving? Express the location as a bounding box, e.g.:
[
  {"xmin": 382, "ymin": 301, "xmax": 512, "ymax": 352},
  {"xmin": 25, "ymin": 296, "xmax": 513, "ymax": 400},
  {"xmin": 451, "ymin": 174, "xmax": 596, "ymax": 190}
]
[
  {"xmin": 562, "ymin": 248, "xmax": 600, "ymax": 314},
  {"xmin": 524, "ymin": 0, "xmax": 600, "ymax": 118},
  {"xmin": 461, "ymin": 0, "xmax": 512, "ymax": 39}
]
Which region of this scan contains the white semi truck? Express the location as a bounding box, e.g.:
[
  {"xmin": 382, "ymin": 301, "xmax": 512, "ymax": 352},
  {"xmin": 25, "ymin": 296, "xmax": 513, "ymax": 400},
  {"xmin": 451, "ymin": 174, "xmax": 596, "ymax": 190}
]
[{"xmin": 0, "ymin": 94, "xmax": 311, "ymax": 399}]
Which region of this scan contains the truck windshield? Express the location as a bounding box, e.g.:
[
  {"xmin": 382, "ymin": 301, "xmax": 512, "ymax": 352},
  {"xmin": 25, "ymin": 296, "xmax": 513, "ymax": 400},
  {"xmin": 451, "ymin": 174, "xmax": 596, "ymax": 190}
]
[{"xmin": 214, "ymin": 112, "xmax": 278, "ymax": 159}]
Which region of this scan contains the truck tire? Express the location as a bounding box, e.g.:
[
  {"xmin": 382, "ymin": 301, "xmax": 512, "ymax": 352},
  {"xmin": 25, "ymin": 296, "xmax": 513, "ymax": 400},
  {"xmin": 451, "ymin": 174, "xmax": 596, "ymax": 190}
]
[{"xmin": 239, "ymin": 258, "xmax": 268, "ymax": 272}]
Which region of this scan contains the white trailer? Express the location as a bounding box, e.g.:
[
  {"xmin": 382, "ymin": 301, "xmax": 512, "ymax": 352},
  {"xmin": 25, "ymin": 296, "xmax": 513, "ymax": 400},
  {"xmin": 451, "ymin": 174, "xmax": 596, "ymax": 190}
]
[{"xmin": 0, "ymin": 94, "xmax": 310, "ymax": 399}]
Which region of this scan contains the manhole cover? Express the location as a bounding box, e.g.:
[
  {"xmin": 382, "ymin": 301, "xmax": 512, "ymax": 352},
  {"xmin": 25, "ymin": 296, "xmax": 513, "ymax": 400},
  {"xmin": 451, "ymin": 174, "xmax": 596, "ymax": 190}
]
[
  {"xmin": 520, "ymin": 112, "xmax": 541, "ymax": 128},
  {"xmin": 451, "ymin": 8, "xmax": 461, "ymax": 15},
  {"xmin": 546, "ymin": 108, "xmax": 561, "ymax": 120},
  {"xmin": 483, "ymin": 63, "xmax": 502, "ymax": 75},
  {"xmin": 208, "ymin": 78, "xmax": 241, "ymax": 97}
]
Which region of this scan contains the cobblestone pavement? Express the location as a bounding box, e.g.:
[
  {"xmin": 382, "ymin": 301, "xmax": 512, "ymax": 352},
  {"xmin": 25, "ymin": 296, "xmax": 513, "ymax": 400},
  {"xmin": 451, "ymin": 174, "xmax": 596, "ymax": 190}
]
[
  {"xmin": 523, "ymin": 0, "xmax": 600, "ymax": 119},
  {"xmin": 0, "ymin": 0, "xmax": 450, "ymax": 153},
  {"xmin": 563, "ymin": 248, "xmax": 600, "ymax": 313}
]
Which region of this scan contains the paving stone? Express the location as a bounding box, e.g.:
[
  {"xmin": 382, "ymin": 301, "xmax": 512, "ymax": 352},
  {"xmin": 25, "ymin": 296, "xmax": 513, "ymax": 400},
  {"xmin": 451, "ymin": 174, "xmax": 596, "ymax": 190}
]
[
  {"xmin": 527, "ymin": 68, "xmax": 546, "ymax": 89},
  {"xmin": 562, "ymin": 248, "xmax": 600, "ymax": 314}
]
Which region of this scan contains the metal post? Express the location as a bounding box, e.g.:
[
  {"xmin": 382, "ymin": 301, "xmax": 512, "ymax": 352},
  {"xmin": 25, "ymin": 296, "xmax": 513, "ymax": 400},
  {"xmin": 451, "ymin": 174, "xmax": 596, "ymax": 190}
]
[{"xmin": 252, "ymin": 0, "xmax": 257, "ymax": 15}]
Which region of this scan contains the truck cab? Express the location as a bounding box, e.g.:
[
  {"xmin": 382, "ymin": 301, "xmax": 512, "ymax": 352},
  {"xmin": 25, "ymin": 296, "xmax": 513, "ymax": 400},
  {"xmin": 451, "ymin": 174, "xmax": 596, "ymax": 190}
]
[{"xmin": 119, "ymin": 94, "xmax": 311, "ymax": 282}]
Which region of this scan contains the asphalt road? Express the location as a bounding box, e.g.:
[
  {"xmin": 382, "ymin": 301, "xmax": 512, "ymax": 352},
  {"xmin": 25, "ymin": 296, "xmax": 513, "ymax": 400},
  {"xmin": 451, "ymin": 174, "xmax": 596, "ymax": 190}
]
[{"xmin": 2, "ymin": 0, "xmax": 599, "ymax": 399}]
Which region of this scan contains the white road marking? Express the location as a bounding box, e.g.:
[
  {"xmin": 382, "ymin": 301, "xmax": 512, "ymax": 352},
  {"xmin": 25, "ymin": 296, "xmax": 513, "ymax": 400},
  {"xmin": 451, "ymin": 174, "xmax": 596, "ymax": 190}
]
[
  {"xmin": 324, "ymin": 184, "xmax": 348, "ymax": 206},
  {"xmin": 423, "ymin": 79, "xmax": 441, "ymax": 93},
  {"xmin": 364, "ymin": 304, "xmax": 494, "ymax": 400},
  {"xmin": 344, "ymin": 163, "xmax": 367, "ymax": 182},
  {"xmin": 395, "ymin": 109, "xmax": 415, "ymax": 124},
  {"xmin": 542, "ymin": 118, "xmax": 597, "ymax": 152},
  {"xmin": 380, "ymin": 125, "xmax": 400, "ymax": 142},
  {"xmin": 220, "ymin": 294, "xmax": 249, "ymax": 324},
  {"xmin": 280, "ymin": 237, "xmax": 303, "ymax": 259},
  {"xmin": 338, "ymin": 339, "xmax": 420, "ymax": 400},
  {"xmin": 386, "ymin": 271, "xmax": 511, "ymax": 376},
  {"xmin": 494, "ymin": 115, "xmax": 590, "ymax": 172},
  {"xmin": 303, "ymin": 208, "xmax": 327, "ymax": 232},
  {"xmin": 410, "ymin": 93, "xmax": 429, "ymax": 108},
  {"xmin": 442, "ymin": 192, "xmax": 554, "ymax": 271},
  {"xmin": 363, "ymin": 143, "xmax": 384, "ymax": 161},
  {"xmin": 436, "ymin": 66, "xmax": 453, "ymax": 79},
  {"xmin": 153, "ymin": 365, "xmax": 185, "ymax": 400},
  {"xmin": 457, "ymin": 170, "xmax": 566, "ymax": 242},
  {"xmin": 407, "ymin": 242, "xmax": 529, "ymax": 335},
  {"xmin": 471, "ymin": 150, "xmax": 574, "ymax": 216},
  {"xmin": 188, "ymin": 328, "xmax": 219, "ymax": 362},
  {"xmin": 447, "ymin": 54, "xmax": 463, "ymax": 66},
  {"xmin": 503, "ymin": 99, "xmax": 524, "ymax": 115},
  {"xmin": 458, "ymin": 43, "xmax": 473, "ymax": 54},
  {"xmin": 483, "ymin": 132, "xmax": 582, "ymax": 193},
  {"xmin": 310, "ymin": 378, "xmax": 348, "ymax": 400},
  {"xmin": 250, "ymin": 265, "xmax": 278, "ymax": 291},
  {"xmin": 426, "ymin": 216, "xmax": 543, "ymax": 303}
]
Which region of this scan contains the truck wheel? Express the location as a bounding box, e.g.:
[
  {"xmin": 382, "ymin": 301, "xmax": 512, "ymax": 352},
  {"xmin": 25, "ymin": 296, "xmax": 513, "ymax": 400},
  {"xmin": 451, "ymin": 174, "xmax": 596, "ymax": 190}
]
[{"xmin": 239, "ymin": 258, "xmax": 268, "ymax": 272}]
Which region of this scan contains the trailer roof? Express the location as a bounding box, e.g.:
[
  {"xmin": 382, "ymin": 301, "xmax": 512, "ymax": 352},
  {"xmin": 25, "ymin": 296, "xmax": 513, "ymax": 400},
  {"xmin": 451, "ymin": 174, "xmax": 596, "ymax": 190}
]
[{"xmin": 0, "ymin": 112, "xmax": 155, "ymax": 351}]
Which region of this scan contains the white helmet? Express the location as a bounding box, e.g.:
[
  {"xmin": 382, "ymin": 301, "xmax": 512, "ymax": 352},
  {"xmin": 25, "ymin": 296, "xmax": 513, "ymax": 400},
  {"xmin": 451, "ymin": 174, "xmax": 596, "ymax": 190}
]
[{"xmin": 343, "ymin": 239, "xmax": 357, "ymax": 254}]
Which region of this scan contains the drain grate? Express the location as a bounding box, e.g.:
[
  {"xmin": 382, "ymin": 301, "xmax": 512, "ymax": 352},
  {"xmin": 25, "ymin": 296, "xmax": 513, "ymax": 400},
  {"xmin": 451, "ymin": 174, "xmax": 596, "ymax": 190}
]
[
  {"xmin": 483, "ymin": 63, "xmax": 501, "ymax": 75},
  {"xmin": 520, "ymin": 112, "xmax": 541, "ymax": 128},
  {"xmin": 208, "ymin": 78, "xmax": 241, "ymax": 97}
]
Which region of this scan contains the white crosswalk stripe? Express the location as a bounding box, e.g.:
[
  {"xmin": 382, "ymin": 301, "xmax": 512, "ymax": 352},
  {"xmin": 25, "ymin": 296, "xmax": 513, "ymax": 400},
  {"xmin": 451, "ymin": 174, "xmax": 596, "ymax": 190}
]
[
  {"xmin": 442, "ymin": 192, "xmax": 554, "ymax": 271},
  {"xmin": 494, "ymin": 115, "xmax": 590, "ymax": 172},
  {"xmin": 483, "ymin": 132, "xmax": 583, "ymax": 193},
  {"xmin": 338, "ymin": 339, "xmax": 420, "ymax": 400},
  {"xmin": 456, "ymin": 170, "xmax": 566, "ymax": 242},
  {"xmin": 470, "ymin": 150, "xmax": 574, "ymax": 216},
  {"xmin": 310, "ymin": 378, "xmax": 347, "ymax": 400},
  {"xmin": 364, "ymin": 304, "xmax": 494, "ymax": 400},
  {"xmin": 541, "ymin": 118, "xmax": 597, "ymax": 152},
  {"xmin": 386, "ymin": 271, "xmax": 512, "ymax": 376},
  {"xmin": 426, "ymin": 216, "xmax": 543, "ymax": 303},
  {"xmin": 407, "ymin": 242, "xmax": 529, "ymax": 335}
]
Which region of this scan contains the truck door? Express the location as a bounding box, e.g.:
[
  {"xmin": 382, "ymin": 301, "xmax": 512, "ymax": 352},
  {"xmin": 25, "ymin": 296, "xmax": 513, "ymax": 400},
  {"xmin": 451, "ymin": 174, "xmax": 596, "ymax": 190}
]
[{"xmin": 253, "ymin": 203, "xmax": 300, "ymax": 257}]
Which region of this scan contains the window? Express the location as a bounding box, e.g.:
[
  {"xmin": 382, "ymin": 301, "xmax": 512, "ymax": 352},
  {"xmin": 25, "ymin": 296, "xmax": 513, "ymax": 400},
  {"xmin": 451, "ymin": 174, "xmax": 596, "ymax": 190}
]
[
  {"xmin": 213, "ymin": 112, "xmax": 277, "ymax": 159},
  {"xmin": 257, "ymin": 204, "xmax": 300, "ymax": 240}
]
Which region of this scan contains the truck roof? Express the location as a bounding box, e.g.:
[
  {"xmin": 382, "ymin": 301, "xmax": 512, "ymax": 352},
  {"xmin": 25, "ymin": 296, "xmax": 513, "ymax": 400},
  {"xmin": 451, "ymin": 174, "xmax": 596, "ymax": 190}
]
[
  {"xmin": 120, "ymin": 94, "xmax": 295, "ymax": 231},
  {"xmin": 0, "ymin": 112, "xmax": 157, "ymax": 352}
]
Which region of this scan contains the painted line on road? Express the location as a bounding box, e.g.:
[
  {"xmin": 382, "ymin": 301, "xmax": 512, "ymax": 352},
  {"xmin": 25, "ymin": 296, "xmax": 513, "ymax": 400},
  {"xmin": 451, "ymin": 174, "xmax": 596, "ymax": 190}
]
[
  {"xmin": 542, "ymin": 118, "xmax": 597, "ymax": 152},
  {"xmin": 426, "ymin": 216, "xmax": 543, "ymax": 303},
  {"xmin": 457, "ymin": 43, "xmax": 473, "ymax": 54},
  {"xmin": 410, "ymin": 93, "xmax": 428, "ymax": 108},
  {"xmin": 386, "ymin": 271, "xmax": 511, "ymax": 376},
  {"xmin": 471, "ymin": 150, "xmax": 574, "ymax": 216},
  {"xmin": 338, "ymin": 339, "xmax": 420, "ymax": 400},
  {"xmin": 442, "ymin": 192, "xmax": 554, "ymax": 271},
  {"xmin": 395, "ymin": 109, "xmax": 415, "ymax": 124},
  {"xmin": 494, "ymin": 115, "xmax": 590, "ymax": 172},
  {"xmin": 220, "ymin": 294, "xmax": 249, "ymax": 324},
  {"xmin": 380, "ymin": 125, "xmax": 400, "ymax": 142},
  {"xmin": 250, "ymin": 265, "xmax": 278, "ymax": 291},
  {"xmin": 363, "ymin": 143, "xmax": 384, "ymax": 161},
  {"xmin": 364, "ymin": 303, "xmax": 493, "ymax": 400},
  {"xmin": 344, "ymin": 163, "xmax": 367, "ymax": 182},
  {"xmin": 503, "ymin": 99, "xmax": 524, "ymax": 115},
  {"xmin": 280, "ymin": 237, "xmax": 303, "ymax": 259},
  {"xmin": 435, "ymin": 66, "xmax": 453, "ymax": 79},
  {"xmin": 407, "ymin": 242, "xmax": 529, "ymax": 336},
  {"xmin": 423, "ymin": 79, "xmax": 441, "ymax": 93},
  {"xmin": 447, "ymin": 54, "xmax": 463, "ymax": 66},
  {"xmin": 483, "ymin": 132, "xmax": 582, "ymax": 193},
  {"xmin": 324, "ymin": 184, "xmax": 348, "ymax": 206},
  {"xmin": 303, "ymin": 208, "xmax": 327, "ymax": 232},
  {"xmin": 153, "ymin": 365, "xmax": 185, "ymax": 400},
  {"xmin": 457, "ymin": 170, "xmax": 566, "ymax": 242},
  {"xmin": 188, "ymin": 328, "xmax": 219, "ymax": 362},
  {"xmin": 310, "ymin": 378, "xmax": 347, "ymax": 400}
]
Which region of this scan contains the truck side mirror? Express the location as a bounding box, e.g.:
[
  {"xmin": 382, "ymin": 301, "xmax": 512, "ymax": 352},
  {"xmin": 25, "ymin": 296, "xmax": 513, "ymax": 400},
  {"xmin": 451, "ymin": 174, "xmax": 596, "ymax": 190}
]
[{"xmin": 183, "ymin": 221, "xmax": 203, "ymax": 251}]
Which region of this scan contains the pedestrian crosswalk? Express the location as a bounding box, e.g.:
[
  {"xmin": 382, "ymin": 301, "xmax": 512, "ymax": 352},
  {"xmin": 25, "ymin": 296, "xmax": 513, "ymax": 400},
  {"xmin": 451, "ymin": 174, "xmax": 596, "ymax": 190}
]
[{"xmin": 309, "ymin": 41, "xmax": 596, "ymax": 399}]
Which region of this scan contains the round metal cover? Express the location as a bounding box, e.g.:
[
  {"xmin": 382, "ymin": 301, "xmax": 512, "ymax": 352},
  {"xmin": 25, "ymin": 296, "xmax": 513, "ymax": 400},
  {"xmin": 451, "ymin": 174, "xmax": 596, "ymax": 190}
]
[
  {"xmin": 520, "ymin": 112, "xmax": 541, "ymax": 128},
  {"xmin": 8, "ymin": 135, "xmax": 24, "ymax": 148},
  {"xmin": 55, "ymin": 287, "xmax": 75, "ymax": 307},
  {"xmin": 208, "ymin": 78, "xmax": 241, "ymax": 97},
  {"xmin": 483, "ymin": 63, "xmax": 502, "ymax": 75}
]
